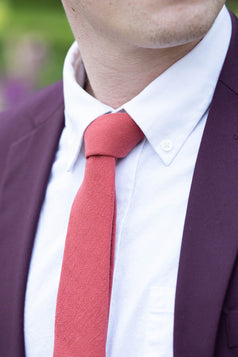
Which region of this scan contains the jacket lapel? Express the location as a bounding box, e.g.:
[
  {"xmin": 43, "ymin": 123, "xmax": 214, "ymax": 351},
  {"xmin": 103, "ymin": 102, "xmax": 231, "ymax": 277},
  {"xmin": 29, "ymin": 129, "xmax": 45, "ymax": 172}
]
[
  {"xmin": 174, "ymin": 12, "xmax": 238, "ymax": 357},
  {"xmin": 0, "ymin": 95, "xmax": 64, "ymax": 356}
]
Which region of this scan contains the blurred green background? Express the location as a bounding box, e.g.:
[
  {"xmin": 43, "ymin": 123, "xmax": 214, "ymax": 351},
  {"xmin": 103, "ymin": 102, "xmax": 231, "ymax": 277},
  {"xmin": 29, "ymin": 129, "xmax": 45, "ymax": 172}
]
[
  {"xmin": 0, "ymin": 0, "xmax": 237, "ymax": 109},
  {"xmin": 0, "ymin": 0, "xmax": 73, "ymax": 108}
]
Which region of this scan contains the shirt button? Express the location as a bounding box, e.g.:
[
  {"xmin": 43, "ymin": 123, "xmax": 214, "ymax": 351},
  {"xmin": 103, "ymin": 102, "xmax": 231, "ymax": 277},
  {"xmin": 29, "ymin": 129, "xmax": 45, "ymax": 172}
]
[{"xmin": 160, "ymin": 139, "xmax": 173, "ymax": 152}]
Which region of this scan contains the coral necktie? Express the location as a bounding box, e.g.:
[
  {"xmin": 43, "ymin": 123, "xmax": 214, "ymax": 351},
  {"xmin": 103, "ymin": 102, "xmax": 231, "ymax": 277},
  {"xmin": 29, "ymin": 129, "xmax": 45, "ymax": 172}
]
[{"xmin": 53, "ymin": 112, "xmax": 144, "ymax": 357}]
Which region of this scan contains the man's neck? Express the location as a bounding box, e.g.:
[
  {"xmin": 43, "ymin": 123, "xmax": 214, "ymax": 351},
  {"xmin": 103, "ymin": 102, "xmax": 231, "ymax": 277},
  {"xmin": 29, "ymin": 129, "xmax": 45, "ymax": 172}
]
[{"xmin": 80, "ymin": 40, "xmax": 200, "ymax": 109}]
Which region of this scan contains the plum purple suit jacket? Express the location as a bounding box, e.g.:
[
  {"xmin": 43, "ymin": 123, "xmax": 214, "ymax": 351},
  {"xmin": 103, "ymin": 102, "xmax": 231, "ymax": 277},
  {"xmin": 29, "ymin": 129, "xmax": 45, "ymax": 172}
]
[{"xmin": 1, "ymin": 12, "xmax": 238, "ymax": 357}]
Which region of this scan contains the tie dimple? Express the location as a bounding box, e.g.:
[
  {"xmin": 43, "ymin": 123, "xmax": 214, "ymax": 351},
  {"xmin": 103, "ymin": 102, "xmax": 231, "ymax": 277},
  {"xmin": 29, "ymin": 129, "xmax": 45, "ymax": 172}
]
[{"xmin": 54, "ymin": 112, "xmax": 144, "ymax": 357}]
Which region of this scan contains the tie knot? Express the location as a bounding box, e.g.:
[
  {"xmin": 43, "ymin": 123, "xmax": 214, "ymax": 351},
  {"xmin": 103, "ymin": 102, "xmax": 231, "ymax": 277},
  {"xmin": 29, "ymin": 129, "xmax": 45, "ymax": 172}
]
[{"xmin": 84, "ymin": 113, "xmax": 144, "ymax": 159}]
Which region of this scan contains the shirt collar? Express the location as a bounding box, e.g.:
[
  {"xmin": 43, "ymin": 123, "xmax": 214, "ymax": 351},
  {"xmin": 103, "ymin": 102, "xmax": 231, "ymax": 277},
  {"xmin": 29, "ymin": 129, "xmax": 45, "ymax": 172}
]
[{"xmin": 63, "ymin": 5, "xmax": 231, "ymax": 169}]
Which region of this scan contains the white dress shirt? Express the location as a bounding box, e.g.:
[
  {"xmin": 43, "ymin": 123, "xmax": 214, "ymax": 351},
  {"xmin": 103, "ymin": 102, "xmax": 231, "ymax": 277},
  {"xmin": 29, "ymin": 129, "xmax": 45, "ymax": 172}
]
[{"xmin": 24, "ymin": 6, "xmax": 231, "ymax": 357}]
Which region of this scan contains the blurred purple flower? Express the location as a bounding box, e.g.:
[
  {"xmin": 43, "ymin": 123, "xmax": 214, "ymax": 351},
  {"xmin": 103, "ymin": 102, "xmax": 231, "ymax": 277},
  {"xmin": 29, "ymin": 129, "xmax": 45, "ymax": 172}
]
[{"xmin": 0, "ymin": 35, "xmax": 49, "ymax": 110}]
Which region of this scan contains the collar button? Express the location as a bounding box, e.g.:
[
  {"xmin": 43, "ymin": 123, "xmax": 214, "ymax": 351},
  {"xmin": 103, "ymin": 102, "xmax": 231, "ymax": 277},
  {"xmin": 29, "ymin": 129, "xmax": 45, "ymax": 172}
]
[{"xmin": 160, "ymin": 139, "xmax": 173, "ymax": 152}]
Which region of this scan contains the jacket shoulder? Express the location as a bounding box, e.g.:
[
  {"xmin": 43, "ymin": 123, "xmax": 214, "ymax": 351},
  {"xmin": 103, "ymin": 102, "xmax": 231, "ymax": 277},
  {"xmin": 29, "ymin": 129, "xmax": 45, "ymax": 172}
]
[
  {"xmin": 0, "ymin": 80, "xmax": 64, "ymax": 144},
  {"xmin": 0, "ymin": 81, "xmax": 64, "ymax": 172}
]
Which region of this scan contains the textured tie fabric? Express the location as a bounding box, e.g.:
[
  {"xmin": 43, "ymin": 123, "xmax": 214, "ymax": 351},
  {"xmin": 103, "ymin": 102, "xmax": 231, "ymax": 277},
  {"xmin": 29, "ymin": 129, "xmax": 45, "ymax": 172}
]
[{"xmin": 53, "ymin": 112, "xmax": 144, "ymax": 357}]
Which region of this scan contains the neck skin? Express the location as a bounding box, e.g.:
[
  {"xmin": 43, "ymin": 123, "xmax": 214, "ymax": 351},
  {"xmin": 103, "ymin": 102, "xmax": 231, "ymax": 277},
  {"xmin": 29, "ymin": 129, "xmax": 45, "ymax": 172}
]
[
  {"xmin": 70, "ymin": 18, "xmax": 201, "ymax": 109},
  {"xmin": 82, "ymin": 41, "xmax": 200, "ymax": 109}
]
